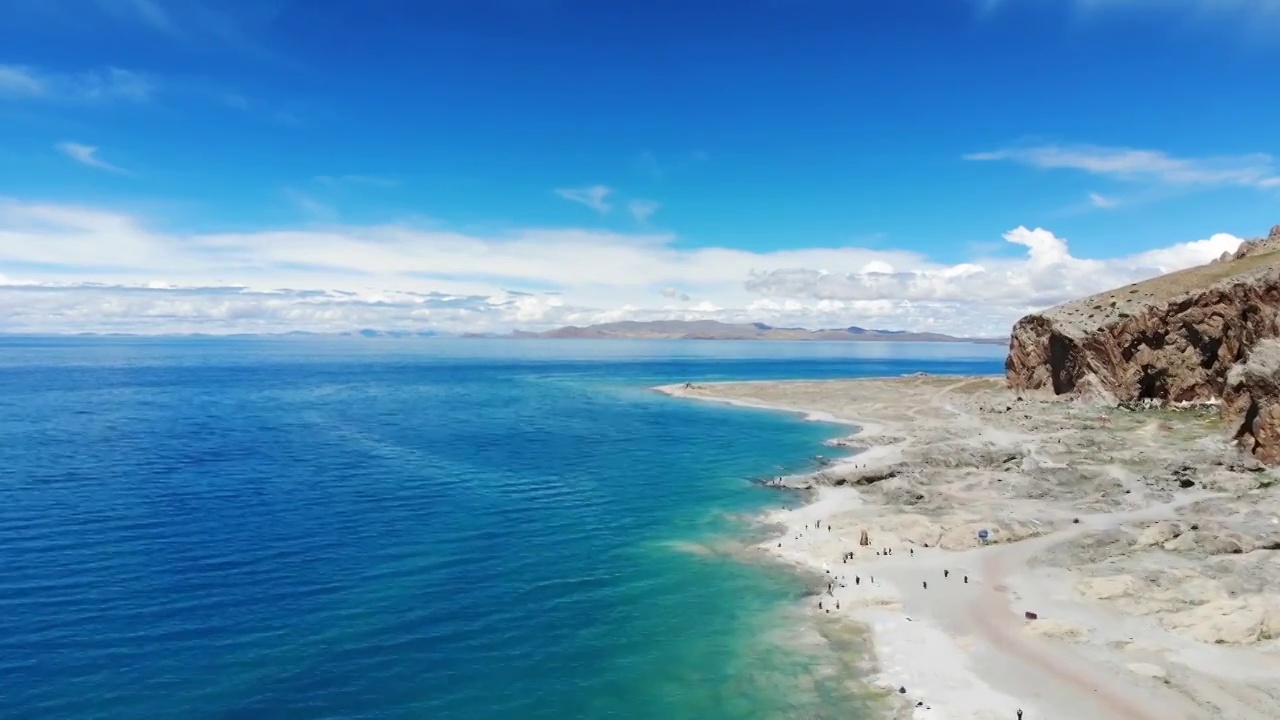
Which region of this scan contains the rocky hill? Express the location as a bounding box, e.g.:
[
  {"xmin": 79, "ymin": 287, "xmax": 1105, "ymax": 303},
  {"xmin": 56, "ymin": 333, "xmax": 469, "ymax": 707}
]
[{"xmin": 1006, "ymin": 224, "xmax": 1280, "ymax": 463}]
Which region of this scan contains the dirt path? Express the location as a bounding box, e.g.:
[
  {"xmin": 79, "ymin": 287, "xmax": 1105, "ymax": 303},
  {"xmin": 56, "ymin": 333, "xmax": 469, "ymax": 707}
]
[
  {"xmin": 931, "ymin": 380, "xmax": 1204, "ymax": 719},
  {"xmin": 972, "ymin": 537, "xmax": 1189, "ymax": 720}
]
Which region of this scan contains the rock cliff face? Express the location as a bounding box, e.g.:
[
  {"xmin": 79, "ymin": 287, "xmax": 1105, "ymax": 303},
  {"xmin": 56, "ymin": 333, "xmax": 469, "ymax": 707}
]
[
  {"xmin": 1006, "ymin": 225, "xmax": 1280, "ymax": 462},
  {"xmin": 1223, "ymin": 340, "xmax": 1280, "ymax": 465}
]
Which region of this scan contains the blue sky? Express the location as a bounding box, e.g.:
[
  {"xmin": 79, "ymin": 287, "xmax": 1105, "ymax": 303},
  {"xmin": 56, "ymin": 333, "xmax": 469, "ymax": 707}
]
[{"xmin": 0, "ymin": 0, "xmax": 1278, "ymax": 335}]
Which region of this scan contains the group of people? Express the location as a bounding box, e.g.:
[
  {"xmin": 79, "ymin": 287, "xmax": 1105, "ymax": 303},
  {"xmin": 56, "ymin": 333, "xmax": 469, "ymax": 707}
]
[{"xmin": 794, "ymin": 524, "xmax": 1023, "ymax": 718}]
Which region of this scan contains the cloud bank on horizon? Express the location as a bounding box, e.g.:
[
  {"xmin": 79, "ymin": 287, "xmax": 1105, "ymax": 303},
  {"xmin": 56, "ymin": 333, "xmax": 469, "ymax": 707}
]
[
  {"xmin": 0, "ymin": 197, "xmax": 1245, "ymax": 336},
  {"xmin": 1, "ymin": 0, "xmax": 1277, "ymax": 337}
]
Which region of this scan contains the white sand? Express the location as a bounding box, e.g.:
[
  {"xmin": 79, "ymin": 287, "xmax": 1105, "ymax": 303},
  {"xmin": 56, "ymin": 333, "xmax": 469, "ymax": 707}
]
[{"xmin": 658, "ymin": 378, "xmax": 1280, "ymax": 719}]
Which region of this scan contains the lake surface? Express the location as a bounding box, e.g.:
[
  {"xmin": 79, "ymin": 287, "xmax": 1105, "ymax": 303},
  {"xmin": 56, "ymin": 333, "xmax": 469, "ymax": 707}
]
[{"xmin": 0, "ymin": 337, "xmax": 1004, "ymax": 719}]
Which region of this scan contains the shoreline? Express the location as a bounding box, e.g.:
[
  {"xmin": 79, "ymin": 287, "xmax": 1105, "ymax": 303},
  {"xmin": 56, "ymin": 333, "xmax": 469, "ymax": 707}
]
[
  {"xmin": 658, "ymin": 380, "xmax": 1009, "ymax": 719},
  {"xmin": 656, "ymin": 377, "xmax": 1280, "ymax": 720}
]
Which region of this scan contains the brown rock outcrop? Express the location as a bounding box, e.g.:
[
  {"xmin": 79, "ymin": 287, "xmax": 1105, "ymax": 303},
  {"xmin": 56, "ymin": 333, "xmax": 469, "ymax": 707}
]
[
  {"xmin": 1223, "ymin": 340, "xmax": 1280, "ymax": 465},
  {"xmin": 1007, "ymin": 225, "xmax": 1280, "ymax": 463},
  {"xmin": 1229, "ymin": 224, "xmax": 1280, "ymax": 262},
  {"xmin": 1007, "ymin": 226, "xmax": 1280, "ymax": 403}
]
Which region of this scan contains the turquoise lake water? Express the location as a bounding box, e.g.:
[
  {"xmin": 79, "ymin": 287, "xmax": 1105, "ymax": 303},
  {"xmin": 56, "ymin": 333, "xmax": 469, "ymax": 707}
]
[{"xmin": 0, "ymin": 337, "xmax": 1004, "ymax": 719}]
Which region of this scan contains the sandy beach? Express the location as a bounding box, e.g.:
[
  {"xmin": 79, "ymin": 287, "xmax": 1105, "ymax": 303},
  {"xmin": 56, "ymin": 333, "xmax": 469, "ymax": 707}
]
[{"xmin": 659, "ymin": 375, "xmax": 1280, "ymax": 720}]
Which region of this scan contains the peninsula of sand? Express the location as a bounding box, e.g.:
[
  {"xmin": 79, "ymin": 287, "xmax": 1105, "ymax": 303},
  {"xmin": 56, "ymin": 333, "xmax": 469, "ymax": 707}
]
[{"xmin": 657, "ymin": 376, "xmax": 1280, "ymax": 719}]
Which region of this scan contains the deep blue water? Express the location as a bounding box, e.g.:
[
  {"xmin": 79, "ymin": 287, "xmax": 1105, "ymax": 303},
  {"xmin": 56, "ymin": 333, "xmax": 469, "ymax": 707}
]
[{"xmin": 0, "ymin": 338, "xmax": 1004, "ymax": 720}]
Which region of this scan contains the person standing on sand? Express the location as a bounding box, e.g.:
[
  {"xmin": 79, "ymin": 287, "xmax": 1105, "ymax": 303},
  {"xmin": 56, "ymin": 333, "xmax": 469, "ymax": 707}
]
[
  {"xmin": 944, "ymin": 569, "xmax": 949, "ymax": 578},
  {"xmin": 1017, "ymin": 710, "xmax": 1022, "ymax": 720},
  {"xmin": 922, "ymin": 581, "xmax": 927, "ymax": 590},
  {"xmin": 855, "ymin": 576, "xmax": 860, "ymax": 586}
]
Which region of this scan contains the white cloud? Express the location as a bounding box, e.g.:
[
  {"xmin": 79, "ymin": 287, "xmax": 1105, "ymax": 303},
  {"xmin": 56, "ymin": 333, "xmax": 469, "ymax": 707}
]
[
  {"xmin": 1088, "ymin": 192, "xmax": 1118, "ymax": 208},
  {"xmin": 1073, "ymin": 0, "xmax": 1280, "ymax": 15},
  {"xmin": 282, "ymin": 188, "xmax": 336, "ymax": 220},
  {"xmin": 114, "ymin": 0, "xmax": 183, "ymax": 38},
  {"xmin": 629, "ymin": 199, "xmax": 660, "ymax": 222},
  {"xmin": 56, "ymin": 142, "xmax": 131, "ymax": 175},
  {"xmin": 314, "ymin": 174, "xmax": 399, "ymax": 188},
  {"xmin": 967, "ymin": 144, "xmax": 1280, "ymax": 188},
  {"xmin": 221, "ymin": 92, "xmax": 251, "ymax": 110},
  {"xmin": 0, "ymin": 198, "xmax": 1250, "ymax": 337},
  {"xmin": 0, "ymin": 64, "xmax": 154, "ymax": 103},
  {"xmin": 980, "ymin": 0, "xmax": 1280, "ymax": 19},
  {"xmin": 0, "ymin": 65, "xmax": 45, "ymax": 96},
  {"xmin": 743, "ymin": 226, "xmax": 1241, "ymax": 314},
  {"xmin": 555, "ymin": 185, "xmax": 612, "ymax": 214}
]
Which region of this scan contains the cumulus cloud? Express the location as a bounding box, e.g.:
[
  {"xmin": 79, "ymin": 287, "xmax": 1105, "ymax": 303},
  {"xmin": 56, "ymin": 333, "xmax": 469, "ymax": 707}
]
[
  {"xmin": 555, "ymin": 185, "xmax": 612, "ymax": 214},
  {"xmin": 968, "ymin": 144, "xmax": 1280, "ymax": 189},
  {"xmin": 56, "ymin": 142, "xmax": 132, "ymax": 175},
  {"xmin": 743, "ymin": 226, "xmax": 1242, "ymax": 322},
  {"xmin": 0, "ymin": 198, "xmax": 1246, "ymax": 336}
]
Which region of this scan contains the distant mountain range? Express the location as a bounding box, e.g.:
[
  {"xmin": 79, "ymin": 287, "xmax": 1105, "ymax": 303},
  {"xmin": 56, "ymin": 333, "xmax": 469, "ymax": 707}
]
[{"xmin": 484, "ymin": 320, "xmax": 1005, "ymax": 344}]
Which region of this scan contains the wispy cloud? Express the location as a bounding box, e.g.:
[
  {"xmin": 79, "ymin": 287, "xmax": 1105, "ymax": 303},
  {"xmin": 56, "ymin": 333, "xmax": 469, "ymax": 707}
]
[
  {"xmin": 314, "ymin": 174, "xmax": 399, "ymax": 188},
  {"xmin": 1088, "ymin": 191, "xmax": 1118, "ymax": 208},
  {"xmin": 283, "ymin": 188, "xmax": 338, "ymax": 221},
  {"xmin": 56, "ymin": 142, "xmax": 131, "ymax": 175},
  {"xmin": 979, "ymin": 0, "xmax": 1280, "ymax": 19},
  {"xmin": 637, "ymin": 150, "xmax": 662, "ymax": 180},
  {"xmin": 966, "ymin": 144, "xmax": 1280, "ymax": 189},
  {"xmin": 220, "ymin": 92, "xmax": 251, "ymax": 111},
  {"xmin": 0, "ymin": 64, "xmax": 154, "ymax": 103},
  {"xmin": 555, "ymin": 185, "xmax": 613, "ymax": 214},
  {"xmin": 628, "ymin": 199, "xmax": 660, "ymax": 222},
  {"xmin": 110, "ymin": 0, "xmax": 183, "ymax": 38},
  {"xmin": 89, "ymin": 0, "xmax": 289, "ymax": 65},
  {"xmin": 0, "ymin": 65, "xmax": 45, "ymax": 96}
]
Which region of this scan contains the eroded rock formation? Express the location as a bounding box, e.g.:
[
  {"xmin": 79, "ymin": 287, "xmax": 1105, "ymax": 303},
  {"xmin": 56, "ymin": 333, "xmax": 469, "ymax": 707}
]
[
  {"xmin": 1223, "ymin": 339, "xmax": 1280, "ymax": 465},
  {"xmin": 1006, "ymin": 224, "xmax": 1280, "ymax": 462}
]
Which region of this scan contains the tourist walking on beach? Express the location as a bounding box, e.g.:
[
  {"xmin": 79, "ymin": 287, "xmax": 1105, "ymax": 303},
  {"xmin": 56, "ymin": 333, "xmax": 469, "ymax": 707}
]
[{"xmin": 1016, "ymin": 710, "xmax": 1023, "ymax": 720}]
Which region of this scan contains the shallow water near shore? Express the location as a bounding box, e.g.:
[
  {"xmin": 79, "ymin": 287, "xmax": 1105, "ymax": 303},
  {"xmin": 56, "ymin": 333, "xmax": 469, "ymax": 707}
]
[{"xmin": 0, "ymin": 337, "xmax": 1002, "ymax": 720}]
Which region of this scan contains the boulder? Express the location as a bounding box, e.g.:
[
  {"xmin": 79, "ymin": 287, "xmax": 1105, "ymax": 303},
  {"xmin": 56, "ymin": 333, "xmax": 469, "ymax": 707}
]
[
  {"xmin": 1223, "ymin": 339, "xmax": 1280, "ymax": 465},
  {"xmin": 1160, "ymin": 597, "xmax": 1280, "ymax": 645},
  {"xmin": 1135, "ymin": 521, "xmax": 1183, "ymax": 547},
  {"xmin": 1230, "ymin": 224, "xmax": 1280, "ymax": 261},
  {"xmin": 1126, "ymin": 663, "xmax": 1168, "ymax": 681}
]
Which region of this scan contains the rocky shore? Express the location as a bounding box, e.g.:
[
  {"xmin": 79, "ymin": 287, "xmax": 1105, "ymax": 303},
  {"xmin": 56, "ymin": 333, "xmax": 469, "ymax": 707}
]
[{"xmin": 661, "ymin": 375, "xmax": 1280, "ymax": 720}]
